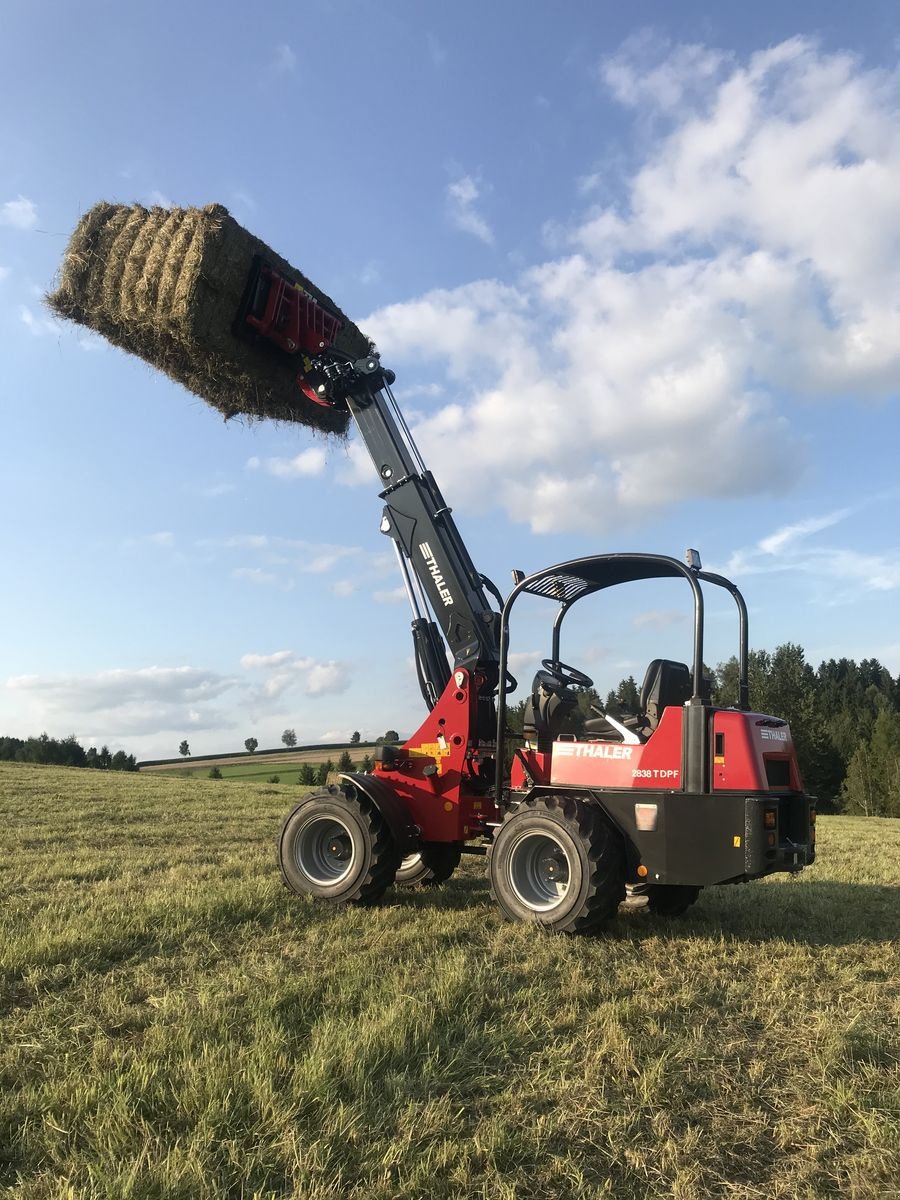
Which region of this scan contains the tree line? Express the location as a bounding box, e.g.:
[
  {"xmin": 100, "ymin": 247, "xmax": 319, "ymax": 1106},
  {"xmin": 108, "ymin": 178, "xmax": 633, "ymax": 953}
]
[
  {"xmin": 0, "ymin": 733, "xmax": 138, "ymax": 771},
  {"xmin": 510, "ymin": 644, "xmax": 900, "ymax": 816}
]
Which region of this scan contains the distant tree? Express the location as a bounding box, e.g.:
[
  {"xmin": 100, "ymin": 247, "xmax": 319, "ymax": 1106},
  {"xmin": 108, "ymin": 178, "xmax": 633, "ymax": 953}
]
[
  {"xmin": 85, "ymin": 746, "xmax": 99, "ymax": 769},
  {"xmin": 208, "ymin": 766, "xmax": 223, "ymax": 779},
  {"xmin": 244, "ymin": 737, "xmax": 258, "ymax": 754},
  {"xmin": 616, "ymin": 676, "xmax": 640, "ymax": 714},
  {"xmin": 298, "ymin": 763, "xmax": 318, "ymax": 785},
  {"xmin": 110, "ymin": 750, "xmax": 129, "ymax": 771},
  {"xmin": 842, "ymin": 708, "xmax": 900, "ymax": 818},
  {"xmin": 98, "ymin": 745, "xmax": 112, "ymax": 769},
  {"xmin": 0, "ymin": 736, "xmax": 24, "ymax": 760},
  {"xmin": 281, "ymin": 729, "xmax": 297, "ymax": 748},
  {"xmin": 317, "ymin": 758, "xmax": 335, "ymax": 786},
  {"xmin": 382, "ymin": 730, "xmax": 400, "ymax": 744},
  {"xmin": 179, "ymin": 740, "xmax": 190, "ymax": 758},
  {"xmin": 350, "ymin": 730, "xmax": 361, "ymax": 745},
  {"xmin": 361, "ymin": 754, "xmax": 373, "ymax": 773},
  {"xmin": 338, "ymin": 749, "xmax": 355, "ymax": 772},
  {"xmin": 267, "ymin": 775, "xmax": 280, "ymax": 784}
]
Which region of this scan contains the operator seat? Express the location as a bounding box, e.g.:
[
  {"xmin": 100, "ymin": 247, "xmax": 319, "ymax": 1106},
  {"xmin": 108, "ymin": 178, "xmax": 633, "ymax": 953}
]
[
  {"xmin": 583, "ymin": 658, "xmax": 693, "ymax": 739},
  {"xmin": 640, "ymin": 659, "xmax": 693, "ymax": 730},
  {"xmin": 523, "ymin": 673, "xmax": 577, "ymax": 754}
]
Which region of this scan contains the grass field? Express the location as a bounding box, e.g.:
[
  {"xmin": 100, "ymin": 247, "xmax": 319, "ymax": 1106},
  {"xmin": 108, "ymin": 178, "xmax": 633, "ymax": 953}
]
[
  {"xmin": 147, "ymin": 757, "xmax": 369, "ymax": 784},
  {"xmin": 142, "ymin": 745, "xmax": 373, "ymax": 782},
  {"xmin": 1, "ymin": 762, "xmax": 898, "ymax": 1199}
]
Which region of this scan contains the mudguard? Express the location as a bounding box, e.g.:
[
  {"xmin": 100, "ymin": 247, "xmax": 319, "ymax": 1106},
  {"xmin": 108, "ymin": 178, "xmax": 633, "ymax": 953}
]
[{"xmin": 339, "ymin": 772, "xmax": 419, "ymax": 855}]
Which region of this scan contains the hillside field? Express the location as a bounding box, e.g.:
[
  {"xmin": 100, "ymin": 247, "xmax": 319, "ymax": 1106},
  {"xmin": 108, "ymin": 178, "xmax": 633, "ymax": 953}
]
[
  {"xmin": 144, "ymin": 749, "xmax": 373, "ymax": 784},
  {"xmin": 140, "ymin": 743, "xmax": 377, "ymax": 780},
  {"xmin": 1, "ymin": 762, "xmax": 898, "ymax": 1199}
]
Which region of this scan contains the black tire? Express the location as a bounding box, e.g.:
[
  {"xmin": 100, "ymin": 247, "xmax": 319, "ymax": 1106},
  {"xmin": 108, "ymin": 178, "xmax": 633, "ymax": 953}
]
[
  {"xmin": 487, "ymin": 795, "xmax": 624, "ymax": 934},
  {"xmin": 278, "ymin": 785, "xmax": 400, "ymax": 906},
  {"xmin": 647, "ymin": 884, "xmax": 701, "ymax": 917},
  {"xmin": 395, "ymin": 842, "xmax": 463, "ymax": 887}
]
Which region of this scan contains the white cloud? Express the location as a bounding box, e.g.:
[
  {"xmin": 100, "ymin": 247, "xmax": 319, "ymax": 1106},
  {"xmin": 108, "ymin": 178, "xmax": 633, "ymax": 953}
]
[
  {"xmin": 200, "ymin": 482, "xmax": 236, "ymax": 498},
  {"xmin": 148, "ymin": 531, "xmax": 175, "ymax": 547},
  {"xmin": 240, "ymin": 650, "xmax": 350, "ymax": 698},
  {"xmin": 0, "ymin": 195, "xmax": 38, "ymax": 230},
  {"xmin": 249, "ymin": 448, "xmax": 327, "ymax": 477},
  {"xmin": 757, "ymin": 509, "xmax": 852, "ymax": 555},
  {"xmin": 0, "ymin": 266, "xmax": 10, "ymax": 283},
  {"xmin": 20, "ymin": 305, "xmax": 57, "ymax": 336},
  {"xmin": 724, "ymin": 502, "xmax": 900, "ymax": 602},
  {"xmin": 240, "ymin": 651, "xmax": 295, "ymax": 670},
  {"xmin": 332, "ymin": 579, "xmax": 356, "ymax": 598},
  {"xmin": 6, "ymin": 665, "xmax": 236, "ymax": 737},
  {"xmin": 373, "ymin": 586, "xmax": 407, "ymax": 604},
  {"xmin": 271, "ymin": 43, "xmax": 296, "ymax": 73},
  {"xmin": 362, "ymin": 38, "xmax": 900, "ymax": 534},
  {"xmin": 146, "ymin": 189, "xmax": 172, "ymax": 208},
  {"xmin": 446, "ymin": 174, "xmax": 494, "ymax": 246},
  {"xmin": 232, "ymin": 566, "xmax": 292, "ymax": 589}
]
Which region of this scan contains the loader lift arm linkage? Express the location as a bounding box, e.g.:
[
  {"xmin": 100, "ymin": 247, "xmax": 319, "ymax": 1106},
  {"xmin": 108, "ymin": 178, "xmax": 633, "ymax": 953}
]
[{"xmin": 238, "ymin": 259, "xmax": 816, "ymax": 931}]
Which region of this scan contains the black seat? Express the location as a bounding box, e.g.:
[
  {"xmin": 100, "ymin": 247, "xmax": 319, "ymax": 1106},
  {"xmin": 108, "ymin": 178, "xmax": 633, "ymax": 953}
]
[
  {"xmin": 523, "ymin": 673, "xmax": 578, "ymax": 753},
  {"xmin": 639, "ymin": 658, "xmax": 692, "ymax": 731},
  {"xmin": 583, "ymin": 658, "xmax": 692, "ymax": 739}
]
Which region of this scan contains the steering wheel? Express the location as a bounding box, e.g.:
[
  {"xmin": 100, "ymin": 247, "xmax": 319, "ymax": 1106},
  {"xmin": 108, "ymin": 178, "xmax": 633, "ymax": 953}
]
[{"xmin": 537, "ymin": 658, "xmax": 594, "ymax": 693}]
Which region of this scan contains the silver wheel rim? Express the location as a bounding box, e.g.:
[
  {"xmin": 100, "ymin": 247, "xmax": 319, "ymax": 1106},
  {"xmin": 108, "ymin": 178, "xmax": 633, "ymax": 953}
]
[
  {"xmin": 507, "ymin": 830, "xmax": 571, "ymax": 912},
  {"xmin": 294, "ymin": 815, "xmax": 356, "ymax": 885},
  {"xmin": 400, "ymin": 853, "xmax": 422, "ymax": 873}
]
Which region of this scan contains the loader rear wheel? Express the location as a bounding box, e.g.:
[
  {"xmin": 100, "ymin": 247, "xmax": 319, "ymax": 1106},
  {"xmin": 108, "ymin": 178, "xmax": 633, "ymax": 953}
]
[
  {"xmin": 395, "ymin": 842, "xmax": 463, "ymax": 887},
  {"xmin": 647, "ymin": 884, "xmax": 701, "ymax": 917},
  {"xmin": 488, "ymin": 795, "xmax": 624, "ymax": 934},
  {"xmin": 278, "ymin": 785, "xmax": 400, "ymax": 906}
]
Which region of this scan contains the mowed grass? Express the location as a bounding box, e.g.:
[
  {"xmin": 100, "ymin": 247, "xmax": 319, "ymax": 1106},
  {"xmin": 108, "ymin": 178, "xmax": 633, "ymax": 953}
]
[{"xmin": 1, "ymin": 763, "xmax": 898, "ymax": 1200}]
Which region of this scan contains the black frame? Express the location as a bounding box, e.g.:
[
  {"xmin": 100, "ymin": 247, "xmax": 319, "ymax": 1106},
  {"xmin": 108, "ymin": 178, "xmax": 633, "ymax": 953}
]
[{"xmin": 493, "ymin": 553, "xmax": 751, "ymax": 803}]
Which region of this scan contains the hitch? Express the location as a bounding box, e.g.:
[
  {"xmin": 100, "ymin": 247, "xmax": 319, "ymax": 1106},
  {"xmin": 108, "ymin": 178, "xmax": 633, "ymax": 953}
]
[{"xmin": 234, "ymin": 257, "xmax": 394, "ymax": 408}]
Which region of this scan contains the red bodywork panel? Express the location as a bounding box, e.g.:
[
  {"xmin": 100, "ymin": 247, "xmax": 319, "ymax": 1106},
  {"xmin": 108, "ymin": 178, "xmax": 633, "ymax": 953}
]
[
  {"xmin": 511, "ymin": 706, "xmax": 805, "ymax": 795},
  {"xmin": 712, "ymin": 710, "xmax": 803, "ymax": 792},
  {"xmin": 372, "ymin": 669, "xmax": 500, "ymax": 841},
  {"xmin": 549, "ymin": 707, "xmax": 684, "ymax": 789}
]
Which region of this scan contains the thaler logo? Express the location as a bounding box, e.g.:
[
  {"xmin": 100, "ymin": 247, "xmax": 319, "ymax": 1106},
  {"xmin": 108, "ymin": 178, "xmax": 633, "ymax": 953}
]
[
  {"xmin": 760, "ymin": 728, "xmax": 789, "ymax": 742},
  {"xmin": 419, "ymin": 542, "xmax": 454, "ymax": 607},
  {"xmin": 555, "ymin": 742, "xmax": 634, "ymax": 760}
]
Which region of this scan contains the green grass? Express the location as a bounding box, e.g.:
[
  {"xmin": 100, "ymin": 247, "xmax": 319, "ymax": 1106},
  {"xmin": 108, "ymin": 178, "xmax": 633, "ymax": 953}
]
[
  {"xmin": 1, "ymin": 762, "xmax": 898, "ymax": 1199},
  {"xmin": 152, "ymin": 761, "xmax": 338, "ymax": 783}
]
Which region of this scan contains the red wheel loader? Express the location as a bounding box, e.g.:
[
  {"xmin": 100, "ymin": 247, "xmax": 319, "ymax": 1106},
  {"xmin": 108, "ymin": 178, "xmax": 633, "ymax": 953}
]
[{"xmin": 235, "ymin": 259, "xmax": 816, "ymax": 934}]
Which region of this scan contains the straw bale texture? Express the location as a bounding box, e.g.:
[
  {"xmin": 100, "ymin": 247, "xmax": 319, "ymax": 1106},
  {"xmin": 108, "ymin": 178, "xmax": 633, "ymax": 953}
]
[{"xmin": 47, "ymin": 203, "xmax": 372, "ymax": 434}]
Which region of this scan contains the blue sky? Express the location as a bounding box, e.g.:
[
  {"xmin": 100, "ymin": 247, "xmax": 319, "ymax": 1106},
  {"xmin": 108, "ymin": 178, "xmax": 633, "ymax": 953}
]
[{"xmin": 2, "ymin": 0, "xmax": 899, "ymax": 759}]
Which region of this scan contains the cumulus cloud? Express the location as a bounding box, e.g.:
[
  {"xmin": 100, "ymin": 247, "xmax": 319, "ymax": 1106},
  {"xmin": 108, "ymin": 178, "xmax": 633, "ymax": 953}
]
[
  {"xmin": 0, "ymin": 195, "xmax": 38, "ymax": 229},
  {"xmin": 6, "ymin": 666, "xmax": 236, "ymax": 737},
  {"xmin": 446, "ymin": 174, "xmax": 494, "ymax": 245},
  {"xmin": 362, "ymin": 38, "xmax": 900, "ymax": 534},
  {"xmin": 247, "ymin": 448, "xmax": 327, "ymax": 477},
  {"xmin": 241, "ymin": 650, "xmax": 351, "ymax": 697}
]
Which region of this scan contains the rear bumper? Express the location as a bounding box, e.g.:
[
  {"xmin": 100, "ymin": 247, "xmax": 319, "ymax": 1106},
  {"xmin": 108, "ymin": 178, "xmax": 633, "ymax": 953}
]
[{"xmin": 588, "ymin": 788, "xmax": 816, "ymax": 886}]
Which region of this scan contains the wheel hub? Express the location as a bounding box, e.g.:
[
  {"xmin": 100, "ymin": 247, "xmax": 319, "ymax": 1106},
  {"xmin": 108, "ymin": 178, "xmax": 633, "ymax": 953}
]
[
  {"xmin": 294, "ymin": 816, "xmax": 356, "ymax": 886},
  {"xmin": 508, "ymin": 831, "xmax": 572, "ymax": 912}
]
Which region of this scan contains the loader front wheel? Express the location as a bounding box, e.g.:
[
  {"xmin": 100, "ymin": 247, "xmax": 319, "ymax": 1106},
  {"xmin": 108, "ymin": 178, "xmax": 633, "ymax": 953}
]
[
  {"xmin": 395, "ymin": 842, "xmax": 462, "ymax": 887},
  {"xmin": 278, "ymin": 786, "xmax": 400, "ymax": 906},
  {"xmin": 488, "ymin": 795, "xmax": 624, "ymax": 934}
]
